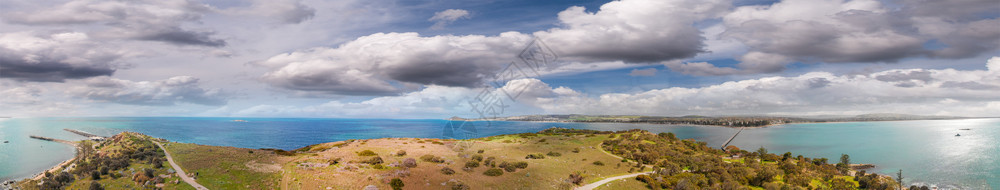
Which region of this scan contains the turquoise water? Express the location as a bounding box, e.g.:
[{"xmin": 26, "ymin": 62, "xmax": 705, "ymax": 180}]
[{"xmin": 0, "ymin": 117, "xmax": 996, "ymax": 189}]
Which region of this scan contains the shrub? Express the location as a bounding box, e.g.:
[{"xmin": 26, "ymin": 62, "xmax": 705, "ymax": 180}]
[
  {"xmin": 538, "ymin": 139, "xmax": 547, "ymax": 143},
  {"xmin": 432, "ymin": 141, "xmax": 445, "ymax": 145},
  {"xmin": 396, "ymin": 150, "xmax": 407, "ymax": 156},
  {"xmin": 546, "ymin": 151, "xmax": 562, "ymax": 157},
  {"xmin": 471, "ymin": 155, "xmax": 483, "ymax": 162},
  {"xmin": 403, "ymin": 158, "xmax": 417, "ymax": 168},
  {"xmin": 502, "ymin": 140, "xmax": 513, "ymax": 143},
  {"xmin": 389, "ymin": 178, "xmax": 404, "ymax": 190},
  {"xmin": 483, "ymin": 157, "xmax": 497, "ymax": 167},
  {"xmin": 90, "ymin": 171, "xmax": 101, "ymax": 180},
  {"xmin": 499, "ymin": 162, "xmax": 517, "ymax": 172},
  {"xmin": 441, "ymin": 167, "xmax": 456, "ymax": 175},
  {"xmin": 477, "ymin": 149, "xmax": 485, "ymax": 153},
  {"xmin": 483, "ymin": 168, "xmax": 504, "ymax": 176},
  {"xmin": 420, "ymin": 154, "xmax": 445, "ymax": 163},
  {"xmin": 372, "ymin": 164, "xmax": 385, "ymax": 169},
  {"xmin": 358, "ymin": 150, "xmax": 377, "ymax": 156},
  {"xmin": 568, "ymin": 172, "xmax": 584, "ymax": 185},
  {"xmin": 465, "ymin": 161, "xmax": 480, "ymax": 168},
  {"xmin": 89, "ymin": 182, "xmax": 103, "ymax": 190},
  {"xmin": 572, "ymin": 147, "xmax": 580, "ymax": 153},
  {"xmin": 514, "ymin": 161, "xmax": 528, "ymax": 169},
  {"xmin": 525, "ymin": 154, "xmax": 545, "ymax": 159},
  {"xmin": 592, "ymin": 161, "xmax": 605, "ymax": 166},
  {"xmin": 362, "ymin": 157, "xmax": 384, "ymax": 165}
]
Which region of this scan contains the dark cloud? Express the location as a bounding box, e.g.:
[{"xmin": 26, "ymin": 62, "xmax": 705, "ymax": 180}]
[
  {"xmin": 2, "ymin": 0, "xmax": 227, "ymax": 47},
  {"xmin": 807, "ymin": 78, "xmax": 831, "ymax": 89},
  {"xmin": 132, "ymin": 27, "xmax": 227, "ymax": 47},
  {"xmin": 72, "ymin": 76, "xmax": 227, "ymax": 106},
  {"xmin": 0, "ymin": 32, "xmax": 123, "ymax": 82}
]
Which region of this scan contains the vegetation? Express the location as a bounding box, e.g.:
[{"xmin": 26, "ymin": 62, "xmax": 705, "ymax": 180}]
[
  {"xmin": 599, "ymin": 129, "xmax": 901, "ymax": 189},
  {"xmin": 389, "ymin": 178, "xmax": 404, "ymax": 190}
]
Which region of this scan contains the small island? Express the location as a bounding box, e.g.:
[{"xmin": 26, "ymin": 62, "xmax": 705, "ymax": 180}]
[{"xmin": 11, "ymin": 128, "xmax": 912, "ymax": 190}]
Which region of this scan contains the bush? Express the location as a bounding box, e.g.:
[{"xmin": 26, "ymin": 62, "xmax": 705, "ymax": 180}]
[
  {"xmin": 358, "ymin": 150, "xmax": 377, "ymax": 156},
  {"xmin": 569, "ymin": 172, "xmax": 585, "ymax": 185},
  {"xmin": 362, "ymin": 157, "xmax": 384, "ymax": 165},
  {"xmin": 396, "ymin": 150, "xmax": 407, "ymax": 156},
  {"xmin": 499, "ymin": 162, "xmax": 517, "ymax": 172},
  {"xmin": 441, "ymin": 167, "xmax": 456, "ymax": 175},
  {"xmin": 538, "ymin": 139, "xmax": 547, "ymax": 143},
  {"xmin": 372, "ymin": 164, "xmax": 385, "ymax": 169},
  {"xmin": 420, "ymin": 154, "xmax": 445, "ymax": 163},
  {"xmin": 514, "ymin": 161, "xmax": 528, "ymax": 169},
  {"xmin": 89, "ymin": 182, "xmax": 103, "ymax": 190},
  {"xmin": 471, "ymin": 155, "xmax": 483, "ymax": 162},
  {"xmin": 477, "ymin": 149, "xmax": 485, "ymax": 153},
  {"xmin": 90, "ymin": 170, "xmax": 101, "ymax": 180},
  {"xmin": 483, "ymin": 157, "xmax": 497, "ymax": 167},
  {"xmin": 592, "ymin": 161, "xmax": 605, "ymax": 166},
  {"xmin": 403, "ymin": 158, "xmax": 417, "ymax": 168},
  {"xmin": 483, "ymin": 168, "xmax": 504, "ymax": 176},
  {"xmin": 389, "ymin": 178, "xmax": 404, "ymax": 190},
  {"xmin": 525, "ymin": 154, "xmax": 545, "ymax": 159},
  {"xmin": 572, "ymin": 147, "xmax": 580, "ymax": 153},
  {"xmin": 465, "ymin": 161, "xmax": 480, "ymax": 168},
  {"xmin": 546, "ymin": 151, "xmax": 562, "ymax": 157}
]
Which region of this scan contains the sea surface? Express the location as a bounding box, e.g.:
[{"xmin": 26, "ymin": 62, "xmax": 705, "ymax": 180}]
[{"xmin": 0, "ymin": 117, "xmax": 996, "ymax": 189}]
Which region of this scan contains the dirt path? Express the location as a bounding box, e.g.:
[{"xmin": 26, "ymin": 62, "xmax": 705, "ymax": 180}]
[
  {"xmin": 574, "ymin": 171, "xmax": 653, "ymax": 190},
  {"xmin": 154, "ymin": 141, "xmax": 209, "ymax": 190}
]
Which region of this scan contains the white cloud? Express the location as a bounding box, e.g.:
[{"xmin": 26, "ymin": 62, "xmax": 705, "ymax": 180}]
[
  {"xmin": 535, "ymin": 0, "xmax": 731, "ymax": 63},
  {"xmin": 429, "ymin": 9, "xmax": 471, "ymax": 29},
  {"xmin": 527, "ymin": 57, "xmax": 1000, "ymax": 117}
]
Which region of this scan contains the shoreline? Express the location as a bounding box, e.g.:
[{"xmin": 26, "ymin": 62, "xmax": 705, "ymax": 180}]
[{"xmin": 29, "ymin": 141, "xmax": 80, "ymax": 181}]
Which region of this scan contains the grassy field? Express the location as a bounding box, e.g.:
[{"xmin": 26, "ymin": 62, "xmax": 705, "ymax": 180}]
[
  {"xmin": 162, "ymin": 142, "xmax": 283, "ymax": 190},
  {"xmin": 276, "ymin": 132, "xmax": 638, "ymax": 190}
]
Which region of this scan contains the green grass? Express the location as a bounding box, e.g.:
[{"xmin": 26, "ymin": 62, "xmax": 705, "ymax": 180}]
[{"xmin": 164, "ymin": 143, "xmax": 281, "ymax": 190}]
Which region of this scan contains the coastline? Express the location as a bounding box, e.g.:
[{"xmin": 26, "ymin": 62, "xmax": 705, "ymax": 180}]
[{"xmin": 29, "ymin": 141, "xmax": 80, "ymax": 181}]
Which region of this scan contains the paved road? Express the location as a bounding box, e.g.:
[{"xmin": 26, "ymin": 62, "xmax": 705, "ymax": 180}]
[
  {"xmin": 574, "ymin": 171, "xmax": 653, "ymax": 190},
  {"xmin": 154, "ymin": 141, "xmax": 209, "ymax": 190}
]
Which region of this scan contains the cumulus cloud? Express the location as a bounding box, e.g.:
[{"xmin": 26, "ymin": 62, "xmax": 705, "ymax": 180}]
[
  {"xmin": 526, "ymin": 57, "xmax": 1000, "ymax": 117},
  {"xmin": 258, "ymin": 0, "xmax": 734, "ymax": 95},
  {"xmin": 254, "ymin": 32, "xmax": 533, "ymax": 95},
  {"xmin": 0, "ymin": 31, "xmax": 129, "ymax": 82},
  {"xmin": 429, "ymin": 9, "xmax": 471, "ymax": 29},
  {"xmin": 2, "ymin": 0, "xmax": 226, "ymax": 47},
  {"xmin": 535, "ymin": 0, "xmax": 731, "ymax": 63},
  {"xmin": 71, "ymin": 76, "xmax": 227, "ymax": 106},
  {"xmin": 235, "ymin": 85, "xmax": 479, "ymax": 118},
  {"xmin": 690, "ymin": 0, "xmax": 1000, "ymax": 75}
]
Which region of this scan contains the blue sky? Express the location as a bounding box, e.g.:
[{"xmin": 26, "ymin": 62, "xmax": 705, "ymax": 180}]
[{"xmin": 0, "ymin": 0, "xmax": 998, "ymax": 118}]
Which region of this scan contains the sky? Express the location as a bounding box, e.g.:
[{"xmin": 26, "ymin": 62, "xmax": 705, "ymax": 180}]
[{"xmin": 0, "ymin": 0, "xmax": 998, "ymax": 118}]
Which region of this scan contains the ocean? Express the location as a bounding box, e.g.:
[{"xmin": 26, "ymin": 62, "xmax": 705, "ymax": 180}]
[{"xmin": 0, "ymin": 117, "xmax": 996, "ymax": 189}]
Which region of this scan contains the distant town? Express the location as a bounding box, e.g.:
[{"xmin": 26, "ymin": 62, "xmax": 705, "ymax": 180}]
[{"xmin": 455, "ymin": 113, "xmax": 975, "ymax": 128}]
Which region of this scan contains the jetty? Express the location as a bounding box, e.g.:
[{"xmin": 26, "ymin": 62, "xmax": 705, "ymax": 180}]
[
  {"xmin": 720, "ymin": 127, "xmax": 745, "ymax": 150},
  {"xmin": 29, "ymin": 135, "xmax": 77, "ymax": 145},
  {"xmin": 64, "ymin": 129, "xmax": 104, "ymax": 138}
]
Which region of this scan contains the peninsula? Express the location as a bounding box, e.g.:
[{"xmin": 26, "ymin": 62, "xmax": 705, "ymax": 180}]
[{"xmin": 12, "ymin": 128, "xmax": 906, "ymax": 190}]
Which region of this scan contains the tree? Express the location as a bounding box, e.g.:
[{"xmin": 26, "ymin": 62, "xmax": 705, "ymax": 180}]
[
  {"xmin": 897, "ymin": 169, "xmax": 904, "ymax": 190},
  {"xmin": 389, "ymin": 178, "xmax": 404, "ymax": 190},
  {"xmin": 91, "ymin": 170, "xmax": 101, "ymax": 180},
  {"xmin": 756, "ymin": 147, "xmax": 768, "ymax": 158},
  {"xmin": 840, "ymin": 154, "xmax": 850, "ymax": 166}
]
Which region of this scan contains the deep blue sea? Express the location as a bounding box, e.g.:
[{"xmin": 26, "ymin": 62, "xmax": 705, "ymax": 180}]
[{"xmin": 0, "ymin": 117, "xmax": 996, "ymax": 189}]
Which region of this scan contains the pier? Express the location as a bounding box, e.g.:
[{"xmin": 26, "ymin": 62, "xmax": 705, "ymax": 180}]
[
  {"xmin": 720, "ymin": 127, "xmax": 745, "ymax": 150},
  {"xmin": 64, "ymin": 129, "xmax": 104, "ymax": 138},
  {"xmin": 28, "ymin": 135, "xmax": 77, "ymax": 146}
]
